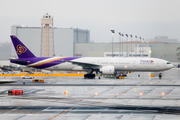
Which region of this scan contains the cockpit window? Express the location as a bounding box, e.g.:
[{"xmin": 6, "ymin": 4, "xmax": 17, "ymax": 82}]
[{"xmin": 167, "ymin": 62, "xmax": 171, "ymax": 64}]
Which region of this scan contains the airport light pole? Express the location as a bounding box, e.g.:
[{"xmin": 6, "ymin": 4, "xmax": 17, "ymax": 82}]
[
  {"xmin": 119, "ymin": 32, "xmax": 121, "ymax": 57},
  {"xmin": 142, "ymin": 38, "xmax": 144, "ymax": 58},
  {"xmin": 135, "ymin": 35, "xmax": 137, "ymax": 57},
  {"xmin": 149, "ymin": 50, "xmax": 152, "ymax": 58},
  {"xmin": 122, "ymin": 33, "xmax": 124, "ymax": 57},
  {"xmin": 139, "ymin": 37, "xmax": 141, "ymax": 57},
  {"xmin": 130, "ymin": 35, "xmax": 133, "ymax": 57},
  {"xmin": 111, "ymin": 29, "xmax": 115, "ymax": 57},
  {"xmin": 125, "ymin": 34, "xmax": 128, "ymax": 57}
]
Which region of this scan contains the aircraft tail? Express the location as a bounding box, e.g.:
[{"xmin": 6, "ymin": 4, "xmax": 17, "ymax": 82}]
[{"xmin": 10, "ymin": 35, "xmax": 36, "ymax": 58}]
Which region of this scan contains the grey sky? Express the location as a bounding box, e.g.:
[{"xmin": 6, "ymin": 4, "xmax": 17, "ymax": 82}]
[{"xmin": 0, "ymin": 0, "xmax": 180, "ymax": 42}]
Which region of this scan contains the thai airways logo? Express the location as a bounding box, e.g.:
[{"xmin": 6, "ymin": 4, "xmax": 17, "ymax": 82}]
[
  {"xmin": 140, "ymin": 60, "xmax": 154, "ymax": 64},
  {"xmin": 16, "ymin": 44, "xmax": 27, "ymax": 55}
]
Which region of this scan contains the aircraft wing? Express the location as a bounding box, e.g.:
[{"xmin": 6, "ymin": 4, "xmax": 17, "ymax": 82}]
[
  {"xmin": 24, "ymin": 70, "xmax": 34, "ymax": 74},
  {"xmin": 66, "ymin": 61, "xmax": 101, "ymax": 69}
]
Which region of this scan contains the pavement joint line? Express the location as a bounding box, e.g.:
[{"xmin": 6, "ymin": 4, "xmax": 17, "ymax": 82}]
[
  {"xmin": 175, "ymin": 100, "xmax": 180, "ymax": 105},
  {"xmin": 152, "ymin": 115, "xmax": 156, "ymax": 120},
  {"xmin": 100, "ymin": 107, "xmax": 108, "ymax": 114},
  {"xmin": 1, "ymin": 108, "xmax": 54, "ymax": 119},
  {"xmin": 84, "ymin": 115, "xmax": 91, "ymax": 120},
  {"xmin": 118, "ymin": 115, "xmax": 123, "ymax": 120},
  {"xmin": 49, "ymin": 108, "xmax": 73, "ymax": 120},
  {"xmin": 49, "ymin": 86, "xmax": 136, "ymax": 120},
  {"xmin": 11, "ymin": 106, "xmax": 20, "ymax": 111},
  {"xmin": 42, "ymin": 106, "xmax": 51, "ymax": 112},
  {"xmin": 2, "ymin": 72, "xmax": 180, "ymax": 118}
]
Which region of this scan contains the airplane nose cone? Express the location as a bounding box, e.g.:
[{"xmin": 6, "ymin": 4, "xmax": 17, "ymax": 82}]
[
  {"xmin": 171, "ymin": 64, "xmax": 174, "ymax": 68},
  {"xmin": 168, "ymin": 64, "xmax": 173, "ymax": 69}
]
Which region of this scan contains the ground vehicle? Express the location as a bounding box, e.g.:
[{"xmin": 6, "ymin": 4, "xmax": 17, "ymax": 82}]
[{"xmin": 21, "ymin": 75, "xmax": 34, "ymax": 79}]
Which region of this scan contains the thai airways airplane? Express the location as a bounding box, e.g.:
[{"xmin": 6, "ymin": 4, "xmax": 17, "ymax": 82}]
[{"xmin": 10, "ymin": 35, "xmax": 173, "ymax": 79}]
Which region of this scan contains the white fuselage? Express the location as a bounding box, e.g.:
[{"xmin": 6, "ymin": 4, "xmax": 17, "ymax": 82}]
[{"xmin": 44, "ymin": 57, "xmax": 173, "ymax": 72}]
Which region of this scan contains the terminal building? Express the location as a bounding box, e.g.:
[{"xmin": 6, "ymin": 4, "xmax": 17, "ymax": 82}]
[{"xmin": 75, "ymin": 42, "xmax": 180, "ymax": 63}]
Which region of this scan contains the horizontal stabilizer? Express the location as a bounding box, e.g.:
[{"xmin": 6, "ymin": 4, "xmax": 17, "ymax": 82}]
[
  {"xmin": 10, "ymin": 59, "xmax": 30, "ymax": 65},
  {"xmin": 0, "ymin": 67, "xmax": 12, "ymax": 72}
]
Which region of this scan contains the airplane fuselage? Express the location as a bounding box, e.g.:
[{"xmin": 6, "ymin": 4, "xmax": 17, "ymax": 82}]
[
  {"xmin": 14, "ymin": 57, "xmax": 173, "ymax": 72},
  {"xmin": 10, "ymin": 35, "xmax": 174, "ymax": 77}
]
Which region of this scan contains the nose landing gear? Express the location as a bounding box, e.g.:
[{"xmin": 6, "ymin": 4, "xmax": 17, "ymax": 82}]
[{"xmin": 159, "ymin": 73, "xmax": 162, "ymax": 79}]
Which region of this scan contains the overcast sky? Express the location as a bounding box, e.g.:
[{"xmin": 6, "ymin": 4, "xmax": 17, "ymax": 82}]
[{"xmin": 0, "ymin": 0, "xmax": 180, "ymax": 43}]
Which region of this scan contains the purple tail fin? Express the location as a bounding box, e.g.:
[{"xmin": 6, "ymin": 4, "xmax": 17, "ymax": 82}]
[{"xmin": 10, "ymin": 35, "xmax": 36, "ymax": 58}]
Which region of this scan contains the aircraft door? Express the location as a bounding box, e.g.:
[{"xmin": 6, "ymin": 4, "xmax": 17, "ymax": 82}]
[
  {"xmin": 156, "ymin": 61, "xmax": 160, "ymax": 67},
  {"xmin": 133, "ymin": 60, "xmax": 139, "ymax": 70}
]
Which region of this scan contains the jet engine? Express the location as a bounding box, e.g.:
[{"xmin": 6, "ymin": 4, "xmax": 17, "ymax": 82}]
[{"xmin": 100, "ymin": 66, "xmax": 115, "ymax": 75}]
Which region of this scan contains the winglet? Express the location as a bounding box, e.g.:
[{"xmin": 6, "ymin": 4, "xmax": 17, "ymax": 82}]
[{"xmin": 10, "ymin": 35, "xmax": 36, "ymax": 58}]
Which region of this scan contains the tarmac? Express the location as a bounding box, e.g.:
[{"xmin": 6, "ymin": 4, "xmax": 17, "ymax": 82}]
[{"xmin": 0, "ymin": 68, "xmax": 180, "ymax": 120}]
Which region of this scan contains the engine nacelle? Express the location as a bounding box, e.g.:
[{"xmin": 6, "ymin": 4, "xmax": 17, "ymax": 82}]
[{"xmin": 100, "ymin": 66, "xmax": 115, "ymax": 75}]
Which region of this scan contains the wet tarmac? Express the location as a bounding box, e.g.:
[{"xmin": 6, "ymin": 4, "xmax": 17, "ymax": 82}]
[{"xmin": 0, "ymin": 68, "xmax": 180, "ymax": 120}]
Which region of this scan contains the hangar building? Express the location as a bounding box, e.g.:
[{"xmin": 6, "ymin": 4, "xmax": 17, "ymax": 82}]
[{"xmin": 11, "ymin": 25, "xmax": 90, "ymax": 57}]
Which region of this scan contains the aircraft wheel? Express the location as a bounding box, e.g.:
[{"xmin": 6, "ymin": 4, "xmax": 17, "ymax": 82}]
[{"xmin": 159, "ymin": 73, "xmax": 162, "ymax": 79}]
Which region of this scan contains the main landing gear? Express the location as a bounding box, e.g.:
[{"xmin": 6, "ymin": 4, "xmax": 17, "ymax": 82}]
[
  {"xmin": 84, "ymin": 74, "xmax": 95, "ymax": 79},
  {"xmin": 84, "ymin": 69, "xmax": 99, "ymax": 79}
]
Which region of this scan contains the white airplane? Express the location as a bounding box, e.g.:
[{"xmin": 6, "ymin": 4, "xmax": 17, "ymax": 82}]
[{"xmin": 10, "ymin": 35, "xmax": 173, "ymax": 79}]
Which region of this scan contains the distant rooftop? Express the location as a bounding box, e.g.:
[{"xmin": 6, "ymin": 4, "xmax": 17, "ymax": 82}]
[
  {"xmin": 147, "ymin": 36, "xmax": 178, "ymax": 43},
  {"xmin": 154, "ymin": 36, "xmax": 168, "ymax": 39}
]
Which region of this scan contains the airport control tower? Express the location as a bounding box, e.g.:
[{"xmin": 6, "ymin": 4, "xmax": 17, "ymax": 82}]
[{"xmin": 40, "ymin": 13, "xmax": 54, "ymax": 57}]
